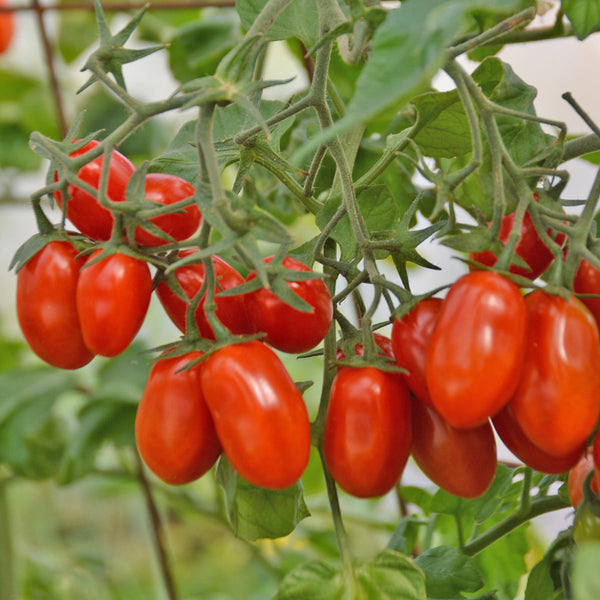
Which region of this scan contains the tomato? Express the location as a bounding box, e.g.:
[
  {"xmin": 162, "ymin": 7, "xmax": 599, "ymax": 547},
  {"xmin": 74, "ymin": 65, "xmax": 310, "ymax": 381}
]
[
  {"xmin": 76, "ymin": 251, "xmax": 152, "ymax": 357},
  {"xmin": 323, "ymin": 366, "xmax": 412, "ymax": 498},
  {"xmin": 199, "ymin": 341, "xmax": 311, "ymax": 489},
  {"xmin": 244, "ymin": 256, "xmax": 333, "ymax": 354},
  {"xmin": 135, "ymin": 351, "xmax": 221, "ymax": 485},
  {"xmin": 156, "ymin": 251, "xmax": 252, "ymax": 339},
  {"xmin": 392, "ymin": 297, "xmax": 442, "ymax": 406},
  {"xmin": 509, "ymin": 291, "xmax": 600, "ymax": 457},
  {"xmin": 54, "ymin": 140, "xmax": 135, "ymax": 241},
  {"xmin": 568, "ymin": 449, "xmax": 599, "ymax": 509},
  {"xmin": 411, "ymin": 398, "xmax": 496, "ymax": 498},
  {"xmin": 0, "ymin": 0, "xmax": 15, "ymax": 54},
  {"xmin": 573, "ymin": 258, "xmax": 600, "ymax": 331},
  {"xmin": 132, "ymin": 173, "xmax": 201, "ymax": 246},
  {"xmin": 469, "ymin": 204, "xmax": 565, "ymax": 280},
  {"xmin": 16, "ymin": 241, "xmax": 94, "ymax": 369},
  {"xmin": 593, "ymin": 429, "xmax": 600, "ymax": 496},
  {"xmin": 573, "ymin": 505, "xmax": 600, "ymax": 545},
  {"xmin": 425, "ymin": 271, "xmax": 527, "ymax": 429},
  {"xmin": 493, "ymin": 404, "xmax": 585, "ymax": 474},
  {"xmin": 336, "ymin": 333, "xmax": 395, "ymax": 362}
]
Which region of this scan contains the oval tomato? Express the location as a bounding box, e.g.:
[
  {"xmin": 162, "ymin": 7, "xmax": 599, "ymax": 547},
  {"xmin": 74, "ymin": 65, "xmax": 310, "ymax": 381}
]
[
  {"xmin": 568, "ymin": 449, "xmax": 599, "ymax": 509},
  {"xmin": 411, "ymin": 398, "xmax": 497, "ymax": 498},
  {"xmin": 199, "ymin": 341, "xmax": 311, "ymax": 489},
  {"xmin": 492, "ymin": 404, "xmax": 585, "ymax": 474},
  {"xmin": 76, "ymin": 251, "xmax": 152, "ymax": 357},
  {"xmin": 323, "ymin": 366, "xmax": 412, "ymax": 498},
  {"xmin": 509, "ymin": 291, "xmax": 600, "ymax": 457},
  {"xmin": 573, "ymin": 258, "xmax": 600, "ymax": 331},
  {"xmin": 16, "ymin": 241, "xmax": 94, "ymax": 369},
  {"xmin": 54, "ymin": 140, "xmax": 135, "ymax": 241},
  {"xmin": 156, "ymin": 251, "xmax": 251, "ymax": 339},
  {"xmin": 135, "ymin": 351, "xmax": 221, "ymax": 485},
  {"xmin": 132, "ymin": 173, "xmax": 201, "ymax": 246},
  {"xmin": 392, "ymin": 297, "xmax": 442, "ymax": 406},
  {"xmin": 244, "ymin": 256, "xmax": 333, "ymax": 354},
  {"xmin": 0, "ymin": 0, "xmax": 15, "ymax": 54},
  {"xmin": 425, "ymin": 271, "xmax": 527, "ymax": 429}
]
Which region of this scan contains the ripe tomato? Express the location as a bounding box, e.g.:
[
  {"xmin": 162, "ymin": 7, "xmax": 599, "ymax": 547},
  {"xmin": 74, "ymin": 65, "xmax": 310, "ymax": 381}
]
[
  {"xmin": 156, "ymin": 251, "xmax": 251, "ymax": 339},
  {"xmin": 510, "ymin": 291, "xmax": 600, "ymax": 457},
  {"xmin": 593, "ymin": 429, "xmax": 600, "ymax": 496},
  {"xmin": 76, "ymin": 251, "xmax": 152, "ymax": 357},
  {"xmin": 199, "ymin": 341, "xmax": 311, "ymax": 489},
  {"xmin": 392, "ymin": 297, "xmax": 442, "ymax": 406},
  {"xmin": 573, "ymin": 258, "xmax": 600, "ymax": 331},
  {"xmin": 0, "ymin": 0, "xmax": 15, "ymax": 54},
  {"xmin": 135, "ymin": 351, "xmax": 221, "ymax": 485},
  {"xmin": 54, "ymin": 140, "xmax": 135, "ymax": 241},
  {"xmin": 244, "ymin": 256, "xmax": 333, "ymax": 354},
  {"xmin": 323, "ymin": 366, "xmax": 412, "ymax": 498},
  {"xmin": 132, "ymin": 173, "xmax": 201, "ymax": 246},
  {"xmin": 469, "ymin": 205, "xmax": 565, "ymax": 280},
  {"xmin": 16, "ymin": 241, "xmax": 94, "ymax": 369},
  {"xmin": 492, "ymin": 404, "xmax": 585, "ymax": 474},
  {"xmin": 425, "ymin": 271, "xmax": 527, "ymax": 429},
  {"xmin": 411, "ymin": 398, "xmax": 496, "ymax": 498},
  {"xmin": 568, "ymin": 449, "xmax": 599, "ymax": 509}
]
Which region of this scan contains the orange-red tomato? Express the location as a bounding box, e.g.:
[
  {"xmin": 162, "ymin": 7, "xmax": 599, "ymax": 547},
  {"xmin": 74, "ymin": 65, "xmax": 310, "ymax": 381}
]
[
  {"xmin": 0, "ymin": 0, "xmax": 15, "ymax": 54},
  {"xmin": 135, "ymin": 352, "xmax": 221, "ymax": 485},
  {"xmin": 568, "ymin": 449, "xmax": 599, "ymax": 509},
  {"xmin": 573, "ymin": 258, "xmax": 600, "ymax": 331},
  {"xmin": 510, "ymin": 291, "xmax": 600, "ymax": 457},
  {"xmin": 425, "ymin": 271, "xmax": 527, "ymax": 429}
]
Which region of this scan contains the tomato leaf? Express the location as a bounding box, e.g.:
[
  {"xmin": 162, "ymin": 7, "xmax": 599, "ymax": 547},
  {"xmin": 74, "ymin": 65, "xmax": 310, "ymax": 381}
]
[
  {"xmin": 571, "ymin": 542, "xmax": 600, "ymax": 600},
  {"xmin": 216, "ymin": 456, "xmax": 310, "ymax": 541},
  {"xmin": 562, "ymin": 0, "xmax": 600, "ymax": 40},
  {"xmin": 274, "ymin": 559, "xmax": 345, "ymax": 600}
]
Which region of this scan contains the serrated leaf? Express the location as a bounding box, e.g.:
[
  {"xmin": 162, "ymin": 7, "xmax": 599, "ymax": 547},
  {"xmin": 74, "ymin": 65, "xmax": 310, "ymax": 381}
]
[{"xmin": 562, "ymin": 0, "xmax": 600, "ymax": 40}]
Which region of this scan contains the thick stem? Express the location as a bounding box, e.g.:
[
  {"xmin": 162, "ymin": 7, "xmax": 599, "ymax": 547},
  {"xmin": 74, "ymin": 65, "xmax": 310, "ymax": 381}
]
[{"xmin": 244, "ymin": 0, "xmax": 296, "ymax": 39}]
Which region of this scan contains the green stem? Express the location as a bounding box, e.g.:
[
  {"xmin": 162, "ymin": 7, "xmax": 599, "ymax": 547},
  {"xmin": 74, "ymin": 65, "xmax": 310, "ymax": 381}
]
[
  {"xmin": 0, "ymin": 478, "xmax": 14, "ymax": 600},
  {"xmin": 563, "ymin": 133, "xmax": 600, "ymax": 162},
  {"xmin": 244, "ymin": 0, "xmax": 297, "ymax": 39}
]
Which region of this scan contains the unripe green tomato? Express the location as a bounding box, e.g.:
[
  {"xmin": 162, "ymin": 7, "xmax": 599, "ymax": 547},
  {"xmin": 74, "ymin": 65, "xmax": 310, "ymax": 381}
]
[{"xmin": 574, "ymin": 506, "xmax": 600, "ymax": 545}]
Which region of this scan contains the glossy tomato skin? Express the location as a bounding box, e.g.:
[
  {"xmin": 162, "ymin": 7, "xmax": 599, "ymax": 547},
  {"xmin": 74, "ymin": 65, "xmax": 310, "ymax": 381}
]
[
  {"xmin": 0, "ymin": 0, "xmax": 15, "ymax": 54},
  {"xmin": 133, "ymin": 173, "xmax": 201, "ymax": 246},
  {"xmin": 323, "ymin": 366, "xmax": 412, "ymax": 498},
  {"xmin": 411, "ymin": 398, "xmax": 496, "ymax": 498},
  {"xmin": 426, "ymin": 271, "xmax": 527, "ymax": 429},
  {"xmin": 573, "ymin": 259, "xmax": 600, "ymax": 331},
  {"xmin": 492, "ymin": 404, "xmax": 585, "ymax": 474},
  {"xmin": 54, "ymin": 140, "xmax": 135, "ymax": 241},
  {"xmin": 592, "ymin": 430, "xmax": 600, "ymax": 497},
  {"xmin": 135, "ymin": 351, "xmax": 221, "ymax": 485},
  {"xmin": 509, "ymin": 291, "xmax": 600, "ymax": 457},
  {"xmin": 200, "ymin": 341, "xmax": 311, "ymax": 489},
  {"xmin": 568, "ymin": 449, "xmax": 599, "ymax": 509},
  {"xmin": 392, "ymin": 297, "xmax": 442, "ymax": 406},
  {"xmin": 156, "ymin": 251, "xmax": 251, "ymax": 339},
  {"xmin": 76, "ymin": 251, "xmax": 152, "ymax": 357},
  {"xmin": 16, "ymin": 241, "xmax": 94, "ymax": 369},
  {"xmin": 244, "ymin": 256, "xmax": 333, "ymax": 354}
]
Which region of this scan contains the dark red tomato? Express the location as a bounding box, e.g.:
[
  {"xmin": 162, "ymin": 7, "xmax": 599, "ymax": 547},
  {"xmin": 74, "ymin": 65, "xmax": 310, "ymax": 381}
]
[
  {"xmin": 392, "ymin": 297, "xmax": 442, "ymax": 406},
  {"xmin": 200, "ymin": 341, "xmax": 311, "ymax": 489},
  {"xmin": 244, "ymin": 256, "xmax": 333, "ymax": 354},
  {"xmin": 54, "ymin": 140, "xmax": 135, "ymax": 241},
  {"xmin": 323, "ymin": 366, "xmax": 412, "ymax": 498},
  {"xmin": 426, "ymin": 271, "xmax": 527, "ymax": 429},
  {"xmin": 335, "ymin": 333, "xmax": 395, "ymax": 362},
  {"xmin": 469, "ymin": 206, "xmax": 565, "ymax": 280},
  {"xmin": 593, "ymin": 429, "xmax": 600, "ymax": 497},
  {"xmin": 510, "ymin": 291, "xmax": 600, "ymax": 457},
  {"xmin": 573, "ymin": 258, "xmax": 600, "ymax": 331},
  {"xmin": 493, "ymin": 404, "xmax": 585, "ymax": 474},
  {"xmin": 132, "ymin": 173, "xmax": 201, "ymax": 246},
  {"xmin": 155, "ymin": 251, "xmax": 251, "ymax": 339},
  {"xmin": 568, "ymin": 449, "xmax": 599, "ymax": 509},
  {"xmin": 16, "ymin": 241, "xmax": 94, "ymax": 369},
  {"xmin": 76, "ymin": 251, "xmax": 152, "ymax": 357},
  {"xmin": 135, "ymin": 351, "xmax": 221, "ymax": 485},
  {"xmin": 0, "ymin": 0, "xmax": 15, "ymax": 54},
  {"xmin": 411, "ymin": 398, "xmax": 496, "ymax": 498}
]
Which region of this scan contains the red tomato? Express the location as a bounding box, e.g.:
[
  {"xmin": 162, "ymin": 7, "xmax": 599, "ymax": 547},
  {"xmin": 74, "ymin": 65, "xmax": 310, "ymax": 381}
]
[
  {"xmin": 411, "ymin": 398, "xmax": 497, "ymax": 498},
  {"xmin": 135, "ymin": 351, "xmax": 221, "ymax": 485},
  {"xmin": 392, "ymin": 297, "xmax": 442, "ymax": 406},
  {"xmin": 594, "ymin": 430, "xmax": 600, "ymax": 491},
  {"xmin": 335, "ymin": 333, "xmax": 395, "ymax": 362},
  {"xmin": 54, "ymin": 140, "xmax": 135, "ymax": 241},
  {"xmin": 155, "ymin": 251, "xmax": 251, "ymax": 339},
  {"xmin": 0, "ymin": 0, "xmax": 15, "ymax": 54},
  {"xmin": 323, "ymin": 366, "xmax": 412, "ymax": 498},
  {"xmin": 492, "ymin": 404, "xmax": 585, "ymax": 474},
  {"xmin": 76, "ymin": 251, "xmax": 152, "ymax": 357},
  {"xmin": 573, "ymin": 258, "xmax": 600, "ymax": 331},
  {"xmin": 426, "ymin": 271, "xmax": 527, "ymax": 429},
  {"xmin": 509, "ymin": 291, "xmax": 600, "ymax": 457},
  {"xmin": 16, "ymin": 241, "xmax": 94, "ymax": 369},
  {"xmin": 568, "ymin": 448, "xmax": 599, "ymax": 509},
  {"xmin": 244, "ymin": 256, "xmax": 333, "ymax": 354},
  {"xmin": 132, "ymin": 173, "xmax": 201, "ymax": 246},
  {"xmin": 200, "ymin": 341, "xmax": 311, "ymax": 489},
  {"xmin": 469, "ymin": 206, "xmax": 565, "ymax": 280}
]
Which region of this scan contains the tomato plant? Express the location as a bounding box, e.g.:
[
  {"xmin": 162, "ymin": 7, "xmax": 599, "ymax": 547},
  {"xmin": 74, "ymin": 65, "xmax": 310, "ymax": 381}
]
[
  {"xmin": 568, "ymin": 450, "xmax": 599, "ymax": 509},
  {"xmin": 0, "ymin": 0, "xmax": 14, "ymax": 54},
  {"xmin": 573, "ymin": 258, "xmax": 600, "ymax": 330}
]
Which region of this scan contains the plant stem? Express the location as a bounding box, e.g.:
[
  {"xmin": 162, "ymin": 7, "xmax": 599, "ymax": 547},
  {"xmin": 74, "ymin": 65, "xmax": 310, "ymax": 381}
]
[
  {"xmin": 0, "ymin": 478, "xmax": 14, "ymax": 600},
  {"xmin": 244, "ymin": 0, "xmax": 296, "ymax": 39}
]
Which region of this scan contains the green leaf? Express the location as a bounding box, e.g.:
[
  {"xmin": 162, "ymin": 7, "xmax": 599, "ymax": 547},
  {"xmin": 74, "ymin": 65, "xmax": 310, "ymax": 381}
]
[
  {"xmin": 275, "ymin": 559, "xmax": 345, "ymax": 600},
  {"xmin": 562, "ymin": 0, "xmax": 600, "ymax": 40},
  {"xmin": 216, "ymin": 456, "xmax": 310, "ymax": 541},
  {"xmin": 571, "ymin": 542, "xmax": 600, "ymax": 600},
  {"xmin": 415, "ymin": 545, "xmax": 484, "ymax": 599}
]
